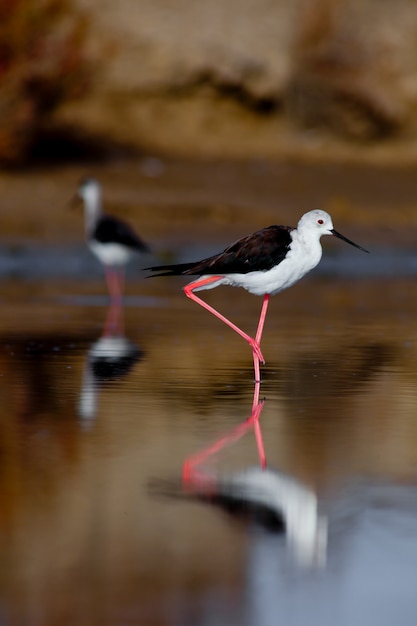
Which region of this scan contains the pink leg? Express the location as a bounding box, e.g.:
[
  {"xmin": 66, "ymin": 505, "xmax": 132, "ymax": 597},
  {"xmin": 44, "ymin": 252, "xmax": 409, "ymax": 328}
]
[
  {"xmin": 253, "ymin": 355, "xmax": 260, "ymax": 385},
  {"xmin": 255, "ymin": 294, "xmax": 270, "ymax": 345},
  {"xmin": 184, "ymin": 277, "xmax": 266, "ymax": 365},
  {"xmin": 103, "ymin": 299, "xmax": 124, "ymax": 336},
  {"xmin": 118, "ymin": 267, "xmax": 125, "ymax": 298},
  {"xmin": 105, "ymin": 266, "xmax": 124, "ymax": 303},
  {"xmin": 252, "ymin": 379, "xmax": 261, "ymax": 410},
  {"xmin": 252, "ymin": 294, "xmax": 270, "ymax": 382}
]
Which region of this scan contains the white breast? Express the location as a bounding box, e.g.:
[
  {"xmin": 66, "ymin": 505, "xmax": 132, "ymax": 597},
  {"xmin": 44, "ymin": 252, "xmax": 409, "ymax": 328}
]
[{"xmin": 89, "ymin": 241, "xmax": 134, "ymax": 266}]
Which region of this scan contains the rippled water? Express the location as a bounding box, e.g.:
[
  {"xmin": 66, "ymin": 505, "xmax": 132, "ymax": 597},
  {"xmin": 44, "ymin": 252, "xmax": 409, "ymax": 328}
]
[{"xmin": 1, "ymin": 265, "xmax": 417, "ymax": 625}]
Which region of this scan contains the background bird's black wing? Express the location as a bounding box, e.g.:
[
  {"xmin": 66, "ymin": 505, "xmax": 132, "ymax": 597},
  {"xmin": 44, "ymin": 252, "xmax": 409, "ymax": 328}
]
[
  {"xmin": 146, "ymin": 225, "xmax": 294, "ymax": 276},
  {"xmin": 94, "ymin": 215, "xmax": 150, "ymax": 252}
]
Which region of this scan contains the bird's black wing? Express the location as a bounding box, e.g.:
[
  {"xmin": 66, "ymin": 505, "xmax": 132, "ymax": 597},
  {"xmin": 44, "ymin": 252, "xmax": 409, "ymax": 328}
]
[
  {"xmin": 94, "ymin": 215, "xmax": 150, "ymax": 252},
  {"xmin": 146, "ymin": 225, "xmax": 294, "ymax": 276}
]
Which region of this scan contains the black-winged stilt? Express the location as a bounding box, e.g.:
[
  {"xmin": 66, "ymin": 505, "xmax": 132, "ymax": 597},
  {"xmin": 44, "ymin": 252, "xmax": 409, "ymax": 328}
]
[
  {"xmin": 76, "ymin": 178, "xmax": 150, "ymax": 301},
  {"xmin": 146, "ymin": 209, "xmax": 368, "ymax": 381}
]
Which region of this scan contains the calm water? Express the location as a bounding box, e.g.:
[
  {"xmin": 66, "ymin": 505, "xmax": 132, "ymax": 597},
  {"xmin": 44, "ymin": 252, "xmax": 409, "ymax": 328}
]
[
  {"xmin": 0, "ymin": 267, "xmax": 417, "ymax": 626},
  {"xmin": 1, "ymin": 159, "xmax": 417, "ymax": 625}
]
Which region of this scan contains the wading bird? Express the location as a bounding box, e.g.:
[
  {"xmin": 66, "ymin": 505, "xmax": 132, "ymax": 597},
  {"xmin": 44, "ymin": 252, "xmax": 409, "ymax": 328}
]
[
  {"xmin": 76, "ymin": 178, "xmax": 150, "ymax": 302},
  {"xmin": 146, "ymin": 209, "xmax": 368, "ymax": 381}
]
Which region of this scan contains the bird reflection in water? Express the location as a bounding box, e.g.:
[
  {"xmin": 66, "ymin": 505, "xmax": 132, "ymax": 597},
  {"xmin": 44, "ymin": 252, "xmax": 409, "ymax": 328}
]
[
  {"xmin": 78, "ymin": 299, "xmax": 143, "ymax": 422},
  {"xmin": 181, "ymin": 383, "xmax": 327, "ymax": 569}
]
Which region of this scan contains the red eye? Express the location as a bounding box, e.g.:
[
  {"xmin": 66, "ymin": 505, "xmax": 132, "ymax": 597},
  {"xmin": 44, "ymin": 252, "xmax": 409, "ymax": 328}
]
[{"xmin": 318, "ymin": 219, "xmax": 324, "ymax": 224}]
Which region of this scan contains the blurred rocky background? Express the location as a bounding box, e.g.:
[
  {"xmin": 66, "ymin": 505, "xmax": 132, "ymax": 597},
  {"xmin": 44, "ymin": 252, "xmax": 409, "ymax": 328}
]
[{"xmin": 2, "ymin": 0, "xmax": 417, "ymax": 166}]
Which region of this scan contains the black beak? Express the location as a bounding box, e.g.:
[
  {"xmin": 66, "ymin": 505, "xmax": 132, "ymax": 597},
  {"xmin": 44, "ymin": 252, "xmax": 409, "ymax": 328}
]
[{"xmin": 331, "ymin": 229, "xmax": 369, "ymax": 253}]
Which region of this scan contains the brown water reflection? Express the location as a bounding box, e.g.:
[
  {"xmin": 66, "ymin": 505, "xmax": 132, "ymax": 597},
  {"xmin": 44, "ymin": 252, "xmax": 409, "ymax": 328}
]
[{"xmin": 0, "ymin": 275, "xmax": 416, "ymax": 625}]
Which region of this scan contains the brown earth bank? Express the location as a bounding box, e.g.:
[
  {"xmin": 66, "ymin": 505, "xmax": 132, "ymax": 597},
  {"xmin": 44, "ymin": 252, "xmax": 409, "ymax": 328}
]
[
  {"xmin": 53, "ymin": 0, "xmax": 417, "ymax": 163},
  {"xmin": 4, "ymin": 0, "xmax": 417, "ymax": 165}
]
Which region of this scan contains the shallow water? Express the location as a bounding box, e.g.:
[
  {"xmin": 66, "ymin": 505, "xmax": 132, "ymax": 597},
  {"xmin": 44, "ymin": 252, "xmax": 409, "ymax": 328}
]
[
  {"xmin": 0, "ymin": 268, "xmax": 417, "ymax": 626},
  {"xmin": 1, "ymin": 158, "xmax": 417, "ymax": 625}
]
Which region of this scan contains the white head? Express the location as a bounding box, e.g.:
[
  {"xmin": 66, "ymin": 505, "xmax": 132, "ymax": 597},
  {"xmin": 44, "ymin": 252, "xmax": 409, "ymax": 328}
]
[
  {"xmin": 78, "ymin": 178, "xmax": 102, "ymax": 208},
  {"xmin": 298, "ymin": 209, "xmax": 369, "ymax": 252},
  {"xmin": 77, "ymin": 178, "xmax": 102, "ymax": 232},
  {"xmin": 297, "ymin": 209, "xmax": 334, "ymax": 236}
]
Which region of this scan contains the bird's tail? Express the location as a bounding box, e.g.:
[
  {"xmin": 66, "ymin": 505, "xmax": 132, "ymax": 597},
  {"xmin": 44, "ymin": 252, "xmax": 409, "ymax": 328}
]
[{"xmin": 145, "ymin": 261, "xmax": 199, "ymax": 277}]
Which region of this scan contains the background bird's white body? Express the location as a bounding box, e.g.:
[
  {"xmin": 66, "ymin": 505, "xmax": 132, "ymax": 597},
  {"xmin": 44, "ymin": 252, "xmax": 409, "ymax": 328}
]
[{"xmin": 88, "ymin": 240, "xmax": 134, "ymax": 267}]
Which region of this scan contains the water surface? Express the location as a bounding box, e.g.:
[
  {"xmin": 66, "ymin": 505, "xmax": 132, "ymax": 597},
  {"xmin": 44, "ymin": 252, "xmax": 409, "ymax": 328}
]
[
  {"xmin": 0, "ymin": 159, "xmax": 417, "ymax": 625},
  {"xmin": 0, "ymin": 271, "xmax": 416, "ymax": 626}
]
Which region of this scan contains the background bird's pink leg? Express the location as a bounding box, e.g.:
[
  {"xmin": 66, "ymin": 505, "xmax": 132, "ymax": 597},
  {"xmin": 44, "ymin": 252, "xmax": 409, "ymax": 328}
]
[
  {"xmin": 105, "ymin": 267, "xmax": 124, "ymax": 302},
  {"xmin": 103, "ymin": 299, "xmax": 124, "ymax": 336},
  {"xmin": 184, "ymin": 278, "xmax": 265, "ymax": 364},
  {"xmin": 103, "ymin": 267, "xmax": 125, "ymax": 334}
]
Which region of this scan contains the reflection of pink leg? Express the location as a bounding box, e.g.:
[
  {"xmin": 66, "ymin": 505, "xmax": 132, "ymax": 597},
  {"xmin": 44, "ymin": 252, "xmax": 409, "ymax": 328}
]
[
  {"xmin": 253, "ymin": 413, "xmax": 266, "ymax": 469},
  {"xmin": 184, "ymin": 278, "xmax": 267, "ymax": 380},
  {"xmin": 252, "ymin": 380, "xmax": 260, "ymax": 411},
  {"xmin": 183, "ymin": 388, "xmax": 266, "ymax": 485},
  {"xmin": 252, "ymin": 381, "xmax": 266, "ymax": 468}
]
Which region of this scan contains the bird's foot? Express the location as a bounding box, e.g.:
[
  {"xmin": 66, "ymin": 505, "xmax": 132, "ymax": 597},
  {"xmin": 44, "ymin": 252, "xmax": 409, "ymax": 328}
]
[{"xmin": 248, "ymin": 339, "xmax": 265, "ymax": 364}]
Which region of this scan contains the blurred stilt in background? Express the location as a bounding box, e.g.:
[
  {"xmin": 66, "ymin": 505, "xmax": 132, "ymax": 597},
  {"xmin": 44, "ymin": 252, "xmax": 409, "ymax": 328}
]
[{"xmin": 73, "ymin": 178, "xmax": 150, "ymax": 303}]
